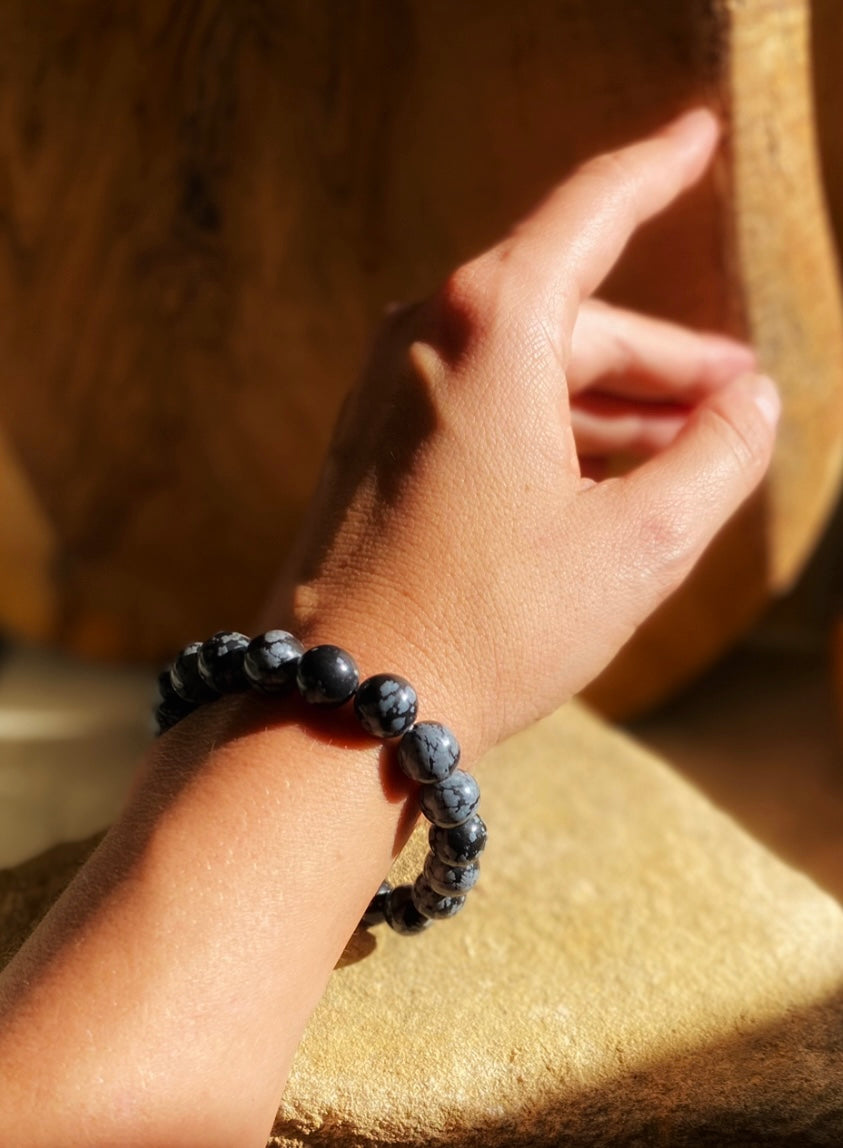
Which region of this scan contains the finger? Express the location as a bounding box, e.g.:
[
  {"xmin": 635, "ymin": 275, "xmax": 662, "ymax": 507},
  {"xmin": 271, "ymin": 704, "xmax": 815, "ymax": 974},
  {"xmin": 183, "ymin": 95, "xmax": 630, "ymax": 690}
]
[
  {"xmin": 571, "ymin": 400, "xmax": 687, "ymax": 457},
  {"xmin": 568, "ymin": 300, "xmax": 757, "ymax": 399},
  {"xmin": 496, "ymin": 109, "xmax": 719, "ymax": 332},
  {"xmin": 581, "ymin": 372, "xmax": 779, "ymax": 611}
]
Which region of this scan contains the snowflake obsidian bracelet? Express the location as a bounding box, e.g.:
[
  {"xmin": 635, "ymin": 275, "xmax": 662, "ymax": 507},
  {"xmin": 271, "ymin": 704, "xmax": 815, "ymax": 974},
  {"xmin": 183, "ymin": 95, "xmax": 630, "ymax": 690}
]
[{"xmin": 154, "ymin": 630, "xmax": 487, "ymax": 935}]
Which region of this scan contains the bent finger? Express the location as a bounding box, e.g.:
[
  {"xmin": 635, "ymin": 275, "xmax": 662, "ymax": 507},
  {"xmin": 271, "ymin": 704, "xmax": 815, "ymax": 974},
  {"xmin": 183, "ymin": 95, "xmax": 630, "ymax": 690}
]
[
  {"xmin": 582, "ymin": 372, "xmax": 779, "ymax": 611},
  {"xmin": 571, "ymin": 403, "xmax": 687, "ymax": 458},
  {"xmin": 569, "ymin": 300, "xmax": 756, "ymax": 399}
]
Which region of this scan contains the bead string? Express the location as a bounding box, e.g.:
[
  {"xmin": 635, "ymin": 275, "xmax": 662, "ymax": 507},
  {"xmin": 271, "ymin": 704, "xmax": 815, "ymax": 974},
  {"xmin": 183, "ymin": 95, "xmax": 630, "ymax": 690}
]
[{"xmin": 155, "ymin": 630, "xmax": 487, "ymax": 935}]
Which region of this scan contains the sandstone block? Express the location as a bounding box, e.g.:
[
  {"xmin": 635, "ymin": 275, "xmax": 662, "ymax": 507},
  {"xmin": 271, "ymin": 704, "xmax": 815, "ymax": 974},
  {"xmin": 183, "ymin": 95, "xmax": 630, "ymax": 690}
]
[
  {"xmin": 275, "ymin": 705, "xmax": 843, "ymax": 1146},
  {"xmin": 2, "ymin": 703, "xmax": 842, "ymax": 1145}
]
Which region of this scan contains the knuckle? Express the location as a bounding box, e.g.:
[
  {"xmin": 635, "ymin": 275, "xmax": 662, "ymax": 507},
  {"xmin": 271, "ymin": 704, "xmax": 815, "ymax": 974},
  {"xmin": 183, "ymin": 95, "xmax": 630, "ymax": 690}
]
[
  {"xmin": 634, "ymin": 498, "xmax": 698, "ymax": 586},
  {"xmin": 433, "ymin": 254, "xmax": 504, "ymax": 361}
]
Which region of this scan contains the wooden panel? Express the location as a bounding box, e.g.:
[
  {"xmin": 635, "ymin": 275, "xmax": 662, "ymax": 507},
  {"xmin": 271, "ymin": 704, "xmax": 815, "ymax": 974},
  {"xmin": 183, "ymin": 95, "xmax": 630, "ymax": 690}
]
[{"xmin": 0, "ymin": 1, "xmax": 841, "ymax": 717}]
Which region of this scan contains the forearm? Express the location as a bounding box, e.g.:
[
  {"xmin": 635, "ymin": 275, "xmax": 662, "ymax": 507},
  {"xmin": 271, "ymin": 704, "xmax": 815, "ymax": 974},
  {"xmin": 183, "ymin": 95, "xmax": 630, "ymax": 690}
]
[
  {"xmin": 0, "ymin": 634, "xmax": 455, "ymax": 1147},
  {"xmin": 0, "ymin": 109, "xmax": 779, "ymax": 1148}
]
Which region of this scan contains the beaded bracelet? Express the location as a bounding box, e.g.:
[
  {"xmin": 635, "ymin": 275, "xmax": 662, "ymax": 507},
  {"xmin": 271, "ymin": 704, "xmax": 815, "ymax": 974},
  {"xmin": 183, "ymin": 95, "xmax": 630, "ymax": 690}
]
[{"xmin": 154, "ymin": 630, "xmax": 487, "ymax": 936}]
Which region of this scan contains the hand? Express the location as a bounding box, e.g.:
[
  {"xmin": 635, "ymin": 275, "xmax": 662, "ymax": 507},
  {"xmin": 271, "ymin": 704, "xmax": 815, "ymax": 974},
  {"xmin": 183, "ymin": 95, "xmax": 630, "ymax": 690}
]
[{"xmin": 269, "ymin": 109, "xmax": 779, "ymax": 758}]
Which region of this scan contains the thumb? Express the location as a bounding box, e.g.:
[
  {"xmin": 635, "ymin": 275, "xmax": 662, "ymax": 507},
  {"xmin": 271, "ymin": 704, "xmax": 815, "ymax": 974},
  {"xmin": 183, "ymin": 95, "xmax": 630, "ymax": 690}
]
[{"xmin": 585, "ymin": 372, "xmax": 780, "ymax": 620}]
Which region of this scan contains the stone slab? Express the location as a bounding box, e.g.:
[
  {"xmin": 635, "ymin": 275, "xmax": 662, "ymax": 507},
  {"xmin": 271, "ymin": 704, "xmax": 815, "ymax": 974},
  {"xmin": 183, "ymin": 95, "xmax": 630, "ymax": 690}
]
[
  {"xmin": 2, "ymin": 700, "xmax": 842, "ymax": 1145},
  {"xmin": 275, "ymin": 704, "xmax": 843, "ymax": 1146}
]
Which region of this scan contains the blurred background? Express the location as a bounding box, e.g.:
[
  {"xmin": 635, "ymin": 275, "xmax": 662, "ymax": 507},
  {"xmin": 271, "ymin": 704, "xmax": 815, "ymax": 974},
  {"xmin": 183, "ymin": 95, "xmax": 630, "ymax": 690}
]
[{"xmin": 1, "ymin": 0, "xmax": 842, "ymax": 902}]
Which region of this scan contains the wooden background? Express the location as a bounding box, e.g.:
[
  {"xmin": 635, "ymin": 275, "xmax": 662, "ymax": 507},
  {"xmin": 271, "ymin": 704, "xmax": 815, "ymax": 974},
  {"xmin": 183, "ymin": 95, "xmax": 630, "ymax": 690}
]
[{"xmin": 0, "ymin": 0, "xmax": 841, "ymax": 717}]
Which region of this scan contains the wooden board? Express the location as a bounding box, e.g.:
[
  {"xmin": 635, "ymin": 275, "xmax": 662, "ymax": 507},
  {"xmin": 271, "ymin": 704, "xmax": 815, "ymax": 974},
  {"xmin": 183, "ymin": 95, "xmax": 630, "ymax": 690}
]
[{"xmin": 0, "ymin": 0, "xmax": 841, "ymax": 717}]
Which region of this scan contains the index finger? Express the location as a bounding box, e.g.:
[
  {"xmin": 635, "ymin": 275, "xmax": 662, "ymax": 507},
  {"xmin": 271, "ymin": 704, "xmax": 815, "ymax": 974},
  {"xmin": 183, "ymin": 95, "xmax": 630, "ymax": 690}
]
[{"xmin": 498, "ymin": 109, "xmax": 720, "ymax": 328}]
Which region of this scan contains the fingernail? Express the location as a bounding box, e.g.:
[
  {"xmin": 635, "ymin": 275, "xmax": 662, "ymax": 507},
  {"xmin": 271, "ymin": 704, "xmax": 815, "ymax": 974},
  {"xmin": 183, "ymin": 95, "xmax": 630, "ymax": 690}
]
[
  {"xmin": 744, "ymin": 373, "xmax": 781, "ymax": 427},
  {"xmin": 665, "ymin": 107, "xmax": 720, "ymax": 156}
]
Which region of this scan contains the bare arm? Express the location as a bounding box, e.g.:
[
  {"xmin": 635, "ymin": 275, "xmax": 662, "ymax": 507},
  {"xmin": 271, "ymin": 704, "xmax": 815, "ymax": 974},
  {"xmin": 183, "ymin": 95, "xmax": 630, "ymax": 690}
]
[{"xmin": 0, "ymin": 110, "xmax": 778, "ymax": 1147}]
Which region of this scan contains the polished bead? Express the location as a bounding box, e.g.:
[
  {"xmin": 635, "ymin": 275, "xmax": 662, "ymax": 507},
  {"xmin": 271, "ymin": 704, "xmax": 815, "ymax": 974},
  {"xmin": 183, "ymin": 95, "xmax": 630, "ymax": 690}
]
[
  {"xmin": 198, "ymin": 631, "xmax": 250, "ymax": 693},
  {"xmin": 297, "ymin": 645, "xmax": 359, "ymax": 707},
  {"xmin": 244, "ymin": 630, "xmax": 304, "ymax": 693},
  {"xmin": 411, "ymin": 876, "xmax": 466, "ymax": 920},
  {"xmin": 360, "ymin": 880, "xmax": 392, "ymax": 928},
  {"xmin": 383, "ymin": 884, "xmax": 433, "ymax": 935},
  {"xmin": 354, "ymin": 674, "xmax": 418, "ymax": 738},
  {"xmin": 157, "ymin": 668, "xmax": 180, "ymax": 705},
  {"xmin": 424, "ymin": 853, "xmax": 480, "ymax": 897},
  {"xmin": 419, "ymin": 770, "xmax": 480, "ymax": 827},
  {"xmin": 429, "ymin": 814, "xmax": 488, "ymax": 866},
  {"xmin": 155, "ymin": 695, "xmax": 196, "ymax": 735},
  {"xmin": 398, "ymin": 721, "xmax": 460, "ymax": 783},
  {"xmin": 171, "ymin": 642, "xmax": 220, "ymax": 704}
]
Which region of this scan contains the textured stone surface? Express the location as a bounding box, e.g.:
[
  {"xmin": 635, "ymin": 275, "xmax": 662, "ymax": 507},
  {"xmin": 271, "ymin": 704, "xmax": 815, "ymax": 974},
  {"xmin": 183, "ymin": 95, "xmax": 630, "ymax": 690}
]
[
  {"xmin": 2, "ymin": 697, "xmax": 843, "ymax": 1145},
  {"xmin": 0, "ymin": 835, "xmax": 102, "ymax": 969},
  {"xmin": 274, "ymin": 704, "xmax": 843, "ymax": 1146}
]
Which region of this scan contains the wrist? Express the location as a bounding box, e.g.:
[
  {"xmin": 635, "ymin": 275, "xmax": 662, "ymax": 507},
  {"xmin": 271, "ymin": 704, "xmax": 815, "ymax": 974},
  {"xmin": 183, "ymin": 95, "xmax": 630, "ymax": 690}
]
[{"xmin": 263, "ymin": 576, "xmax": 488, "ymax": 764}]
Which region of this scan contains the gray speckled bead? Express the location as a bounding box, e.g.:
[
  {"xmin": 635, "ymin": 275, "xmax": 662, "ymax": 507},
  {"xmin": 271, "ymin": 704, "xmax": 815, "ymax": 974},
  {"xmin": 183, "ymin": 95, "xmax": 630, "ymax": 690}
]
[
  {"xmin": 198, "ymin": 631, "xmax": 250, "ymax": 693},
  {"xmin": 354, "ymin": 674, "xmax": 418, "ymax": 738},
  {"xmin": 397, "ymin": 721, "xmax": 460, "ymax": 783},
  {"xmin": 423, "ymin": 853, "xmax": 480, "ymax": 897},
  {"xmin": 383, "ymin": 885, "xmax": 433, "ymax": 935},
  {"xmin": 360, "ymin": 880, "xmax": 392, "ymax": 928},
  {"xmin": 418, "ymin": 769, "xmax": 480, "ymax": 827},
  {"xmin": 411, "ymin": 876, "xmax": 466, "ymax": 920},
  {"xmin": 171, "ymin": 642, "xmax": 220, "ymax": 704},
  {"xmin": 243, "ymin": 630, "xmax": 304, "ymax": 693},
  {"xmin": 429, "ymin": 814, "xmax": 488, "ymax": 866}
]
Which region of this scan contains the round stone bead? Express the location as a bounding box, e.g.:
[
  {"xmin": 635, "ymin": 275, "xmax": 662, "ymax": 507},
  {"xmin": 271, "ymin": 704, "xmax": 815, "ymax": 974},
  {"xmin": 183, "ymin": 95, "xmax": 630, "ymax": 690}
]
[
  {"xmin": 296, "ymin": 645, "xmax": 360, "ymax": 707},
  {"xmin": 429, "ymin": 814, "xmax": 488, "ymax": 866},
  {"xmin": 383, "ymin": 884, "xmax": 433, "ymax": 935},
  {"xmin": 360, "ymin": 880, "xmax": 392, "ymax": 929},
  {"xmin": 419, "ymin": 769, "xmax": 480, "ymax": 828},
  {"xmin": 198, "ymin": 631, "xmax": 250, "ymax": 693},
  {"xmin": 171, "ymin": 642, "xmax": 220, "ymax": 704},
  {"xmin": 244, "ymin": 630, "xmax": 304, "ymax": 693},
  {"xmin": 397, "ymin": 721, "xmax": 460, "ymax": 784},
  {"xmin": 155, "ymin": 694, "xmax": 196, "ymax": 735},
  {"xmin": 411, "ymin": 876, "xmax": 466, "ymax": 920},
  {"xmin": 423, "ymin": 853, "xmax": 480, "ymax": 897},
  {"xmin": 157, "ymin": 668, "xmax": 181, "ymax": 705},
  {"xmin": 354, "ymin": 674, "xmax": 418, "ymax": 738}
]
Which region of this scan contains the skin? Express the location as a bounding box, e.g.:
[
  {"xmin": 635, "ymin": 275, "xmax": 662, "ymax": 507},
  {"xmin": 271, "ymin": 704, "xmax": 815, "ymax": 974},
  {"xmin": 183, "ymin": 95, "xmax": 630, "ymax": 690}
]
[{"xmin": 0, "ymin": 109, "xmax": 778, "ymax": 1147}]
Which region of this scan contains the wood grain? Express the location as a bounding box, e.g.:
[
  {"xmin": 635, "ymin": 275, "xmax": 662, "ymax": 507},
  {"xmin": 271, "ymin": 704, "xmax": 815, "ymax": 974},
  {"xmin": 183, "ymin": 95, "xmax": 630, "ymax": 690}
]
[{"xmin": 0, "ymin": 1, "xmax": 840, "ymax": 717}]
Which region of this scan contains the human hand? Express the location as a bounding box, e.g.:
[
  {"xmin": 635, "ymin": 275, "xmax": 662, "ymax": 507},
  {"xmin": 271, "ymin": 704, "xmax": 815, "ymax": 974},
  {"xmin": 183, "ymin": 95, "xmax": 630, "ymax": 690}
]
[{"xmin": 268, "ymin": 109, "xmax": 779, "ymax": 759}]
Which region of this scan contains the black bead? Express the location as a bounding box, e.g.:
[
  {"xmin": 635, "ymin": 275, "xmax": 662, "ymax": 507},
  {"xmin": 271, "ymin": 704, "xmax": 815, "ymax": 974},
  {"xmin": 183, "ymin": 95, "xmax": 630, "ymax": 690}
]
[
  {"xmin": 197, "ymin": 631, "xmax": 250, "ymax": 694},
  {"xmin": 157, "ymin": 668, "xmax": 181, "ymax": 705},
  {"xmin": 424, "ymin": 853, "xmax": 480, "ymax": 896},
  {"xmin": 155, "ymin": 695, "xmax": 196, "ymax": 735},
  {"xmin": 171, "ymin": 642, "xmax": 220, "ymax": 704},
  {"xmin": 429, "ymin": 814, "xmax": 487, "ymax": 866},
  {"xmin": 411, "ymin": 876, "xmax": 466, "ymax": 920},
  {"xmin": 398, "ymin": 721, "xmax": 460, "ymax": 783},
  {"xmin": 296, "ymin": 645, "xmax": 359, "ymax": 707},
  {"xmin": 383, "ymin": 884, "xmax": 432, "ymax": 935},
  {"xmin": 354, "ymin": 674, "xmax": 418, "ymax": 738},
  {"xmin": 419, "ymin": 769, "xmax": 480, "ymax": 827},
  {"xmin": 360, "ymin": 880, "xmax": 392, "ymax": 928},
  {"xmin": 243, "ymin": 630, "xmax": 304, "ymax": 693}
]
